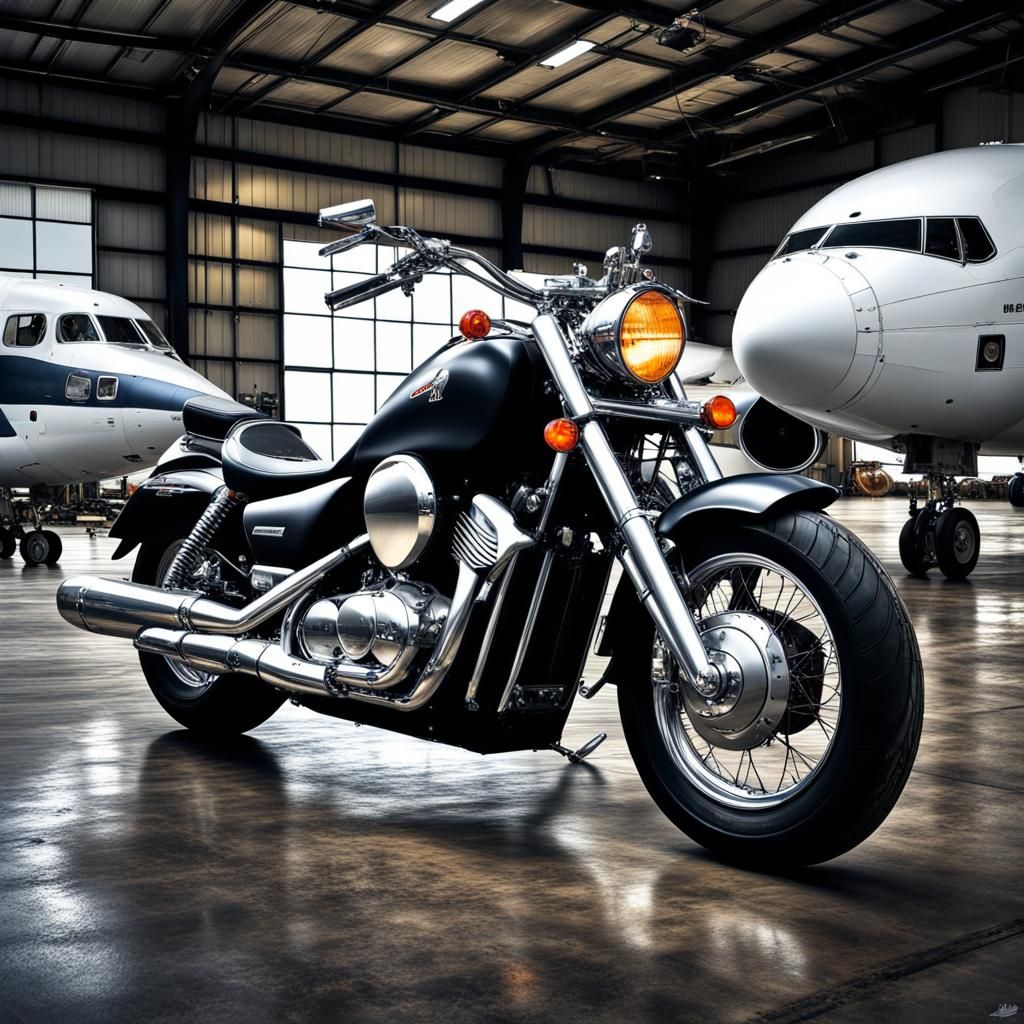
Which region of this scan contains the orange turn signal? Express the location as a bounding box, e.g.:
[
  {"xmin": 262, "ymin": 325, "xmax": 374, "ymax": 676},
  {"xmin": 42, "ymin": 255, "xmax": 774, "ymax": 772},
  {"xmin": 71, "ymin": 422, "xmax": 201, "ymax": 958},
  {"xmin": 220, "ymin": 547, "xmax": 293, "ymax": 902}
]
[
  {"xmin": 702, "ymin": 395, "xmax": 737, "ymax": 430},
  {"xmin": 544, "ymin": 418, "xmax": 580, "ymax": 452},
  {"xmin": 459, "ymin": 308, "xmax": 491, "ymax": 339}
]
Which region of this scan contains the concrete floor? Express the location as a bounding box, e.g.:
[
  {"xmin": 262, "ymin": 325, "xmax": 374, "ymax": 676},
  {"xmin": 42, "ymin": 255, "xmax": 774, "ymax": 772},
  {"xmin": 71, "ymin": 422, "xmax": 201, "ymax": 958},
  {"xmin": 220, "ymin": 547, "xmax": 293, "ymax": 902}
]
[{"xmin": 1, "ymin": 499, "xmax": 1022, "ymax": 1024}]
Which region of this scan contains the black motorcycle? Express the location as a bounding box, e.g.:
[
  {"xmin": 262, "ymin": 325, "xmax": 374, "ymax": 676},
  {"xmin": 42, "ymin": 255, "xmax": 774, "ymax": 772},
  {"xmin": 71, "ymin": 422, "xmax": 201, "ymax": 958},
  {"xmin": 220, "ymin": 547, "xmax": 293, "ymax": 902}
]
[{"xmin": 57, "ymin": 201, "xmax": 922, "ymax": 865}]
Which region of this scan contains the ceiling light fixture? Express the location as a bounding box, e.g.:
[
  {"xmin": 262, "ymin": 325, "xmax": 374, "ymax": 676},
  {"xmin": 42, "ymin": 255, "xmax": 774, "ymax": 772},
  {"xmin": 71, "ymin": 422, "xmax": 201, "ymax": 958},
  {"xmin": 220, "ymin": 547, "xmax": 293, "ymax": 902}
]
[
  {"xmin": 429, "ymin": 0, "xmax": 488, "ymax": 23},
  {"xmin": 539, "ymin": 39, "xmax": 596, "ymax": 69}
]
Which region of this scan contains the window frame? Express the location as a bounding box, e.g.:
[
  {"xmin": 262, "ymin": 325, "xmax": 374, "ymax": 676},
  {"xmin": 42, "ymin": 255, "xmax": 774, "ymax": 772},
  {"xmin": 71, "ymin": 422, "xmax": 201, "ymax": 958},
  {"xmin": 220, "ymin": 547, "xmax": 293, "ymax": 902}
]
[
  {"xmin": 65, "ymin": 373, "xmax": 91, "ymax": 402},
  {"xmin": 57, "ymin": 312, "xmax": 101, "ymax": 344},
  {"xmin": 2, "ymin": 313, "xmax": 47, "ymax": 347},
  {"xmin": 772, "ymin": 225, "xmax": 831, "ymax": 259},
  {"xmin": 923, "ymin": 217, "xmax": 962, "ymax": 264},
  {"xmin": 955, "ymin": 216, "xmax": 997, "ymax": 264},
  {"xmin": 819, "ymin": 217, "xmax": 924, "ymax": 255}
]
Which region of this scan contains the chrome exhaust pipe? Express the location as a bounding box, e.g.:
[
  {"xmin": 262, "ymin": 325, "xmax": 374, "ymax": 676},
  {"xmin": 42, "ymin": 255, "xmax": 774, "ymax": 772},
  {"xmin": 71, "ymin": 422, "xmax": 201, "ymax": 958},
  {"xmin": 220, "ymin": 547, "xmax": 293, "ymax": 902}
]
[{"xmin": 57, "ymin": 536, "xmax": 370, "ymax": 639}]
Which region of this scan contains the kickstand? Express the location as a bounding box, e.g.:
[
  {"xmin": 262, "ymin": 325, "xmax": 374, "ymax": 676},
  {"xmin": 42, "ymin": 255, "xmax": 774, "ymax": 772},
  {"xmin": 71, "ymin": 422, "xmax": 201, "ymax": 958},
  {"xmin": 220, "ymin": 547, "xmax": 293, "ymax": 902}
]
[{"xmin": 550, "ymin": 732, "xmax": 607, "ymax": 765}]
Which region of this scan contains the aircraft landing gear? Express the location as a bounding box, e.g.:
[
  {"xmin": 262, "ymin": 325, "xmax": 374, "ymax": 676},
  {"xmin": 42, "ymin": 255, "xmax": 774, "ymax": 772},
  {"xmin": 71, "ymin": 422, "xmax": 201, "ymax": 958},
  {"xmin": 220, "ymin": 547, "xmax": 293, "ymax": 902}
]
[
  {"xmin": 1008, "ymin": 473, "xmax": 1024, "ymax": 508},
  {"xmin": 1, "ymin": 488, "xmax": 63, "ymax": 566},
  {"xmin": 899, "ymin": 475, "xmax": 980, "ymax": 580}
]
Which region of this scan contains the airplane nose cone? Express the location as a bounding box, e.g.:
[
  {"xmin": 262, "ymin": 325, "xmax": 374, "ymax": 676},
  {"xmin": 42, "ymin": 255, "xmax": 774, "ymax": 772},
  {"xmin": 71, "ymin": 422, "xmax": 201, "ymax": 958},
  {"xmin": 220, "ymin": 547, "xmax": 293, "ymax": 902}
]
[{"xmin": 733, "ymin": 258, "xmax": 858, "ymax": 408}]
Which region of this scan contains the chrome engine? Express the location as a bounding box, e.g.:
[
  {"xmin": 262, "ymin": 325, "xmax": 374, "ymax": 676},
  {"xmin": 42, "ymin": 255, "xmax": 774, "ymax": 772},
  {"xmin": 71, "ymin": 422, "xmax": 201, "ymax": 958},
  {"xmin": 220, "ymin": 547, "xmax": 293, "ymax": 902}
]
[{"xmin": 298, "ymin": 579, "xmax": 450, "ymax": 683}]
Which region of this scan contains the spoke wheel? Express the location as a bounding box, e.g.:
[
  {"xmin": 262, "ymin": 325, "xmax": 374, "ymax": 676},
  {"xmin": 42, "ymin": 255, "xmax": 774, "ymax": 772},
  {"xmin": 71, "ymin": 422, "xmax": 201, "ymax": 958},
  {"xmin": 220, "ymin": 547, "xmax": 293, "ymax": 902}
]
[
  {"xmin": 616, "ymin": 510, "xmax": 923, "ymax": 865},
  {"xmin": 654, "ymin": 553, "xmax": 841, "ymax": 810}
]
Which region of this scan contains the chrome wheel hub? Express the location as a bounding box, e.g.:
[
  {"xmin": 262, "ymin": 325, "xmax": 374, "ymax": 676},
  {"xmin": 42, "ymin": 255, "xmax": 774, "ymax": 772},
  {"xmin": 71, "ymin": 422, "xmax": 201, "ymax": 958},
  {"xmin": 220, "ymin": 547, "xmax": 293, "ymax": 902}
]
[{"xmin": 684, "ymin": 611, "xmax": 790, "ymax": 751}]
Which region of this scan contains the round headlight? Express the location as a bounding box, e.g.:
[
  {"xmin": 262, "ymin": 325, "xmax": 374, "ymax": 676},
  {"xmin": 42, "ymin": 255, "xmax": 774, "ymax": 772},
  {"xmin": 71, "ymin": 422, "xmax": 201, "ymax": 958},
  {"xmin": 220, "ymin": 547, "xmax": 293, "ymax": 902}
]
[
  {"xmin": 619, "ymin": 290, "xmax": 684, "ymax": 383},
  {"xmin": 580, "ymin": 286, "xmax": 685, "ymax": 385}
]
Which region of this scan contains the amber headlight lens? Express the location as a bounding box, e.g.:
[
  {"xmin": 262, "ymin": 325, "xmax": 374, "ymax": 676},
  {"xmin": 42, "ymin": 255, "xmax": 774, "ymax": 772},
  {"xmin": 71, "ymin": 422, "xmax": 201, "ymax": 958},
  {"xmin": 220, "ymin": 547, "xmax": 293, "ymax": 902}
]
[{"xmin": 619, "ymin": 290, "xmax": 684, "ymax": 383}]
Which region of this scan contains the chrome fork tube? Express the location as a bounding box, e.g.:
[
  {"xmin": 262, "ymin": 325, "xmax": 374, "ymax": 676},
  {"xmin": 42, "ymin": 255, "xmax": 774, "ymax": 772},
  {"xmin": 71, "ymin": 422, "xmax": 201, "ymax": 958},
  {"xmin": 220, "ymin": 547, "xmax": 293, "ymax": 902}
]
[
  {"xmin": 667, "ymin": 372, "xmax": 723, "ymax": 483},
  {"xmin": 532, "ymin": 314, "xmax": 717, "ymax": 687}
]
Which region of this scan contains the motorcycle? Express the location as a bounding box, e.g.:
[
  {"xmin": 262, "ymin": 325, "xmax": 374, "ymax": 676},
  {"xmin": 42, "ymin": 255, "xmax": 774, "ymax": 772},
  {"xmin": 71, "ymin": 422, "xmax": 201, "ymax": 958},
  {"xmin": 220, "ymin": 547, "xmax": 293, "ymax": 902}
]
[{"xmin": 56, "ymin": 200, "xmax": 923, "ymax": 865}]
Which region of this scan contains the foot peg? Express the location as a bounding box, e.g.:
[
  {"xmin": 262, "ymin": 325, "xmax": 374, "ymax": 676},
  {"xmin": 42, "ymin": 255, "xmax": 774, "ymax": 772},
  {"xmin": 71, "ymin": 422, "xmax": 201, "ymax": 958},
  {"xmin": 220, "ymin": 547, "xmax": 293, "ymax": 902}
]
[
  {"xmin": 551, "ymin": 732, "xmax": 607, "ymax": 764},
  {"xmin": 579, "ymin": 675, "xmax": 609, "ymax": 699}
]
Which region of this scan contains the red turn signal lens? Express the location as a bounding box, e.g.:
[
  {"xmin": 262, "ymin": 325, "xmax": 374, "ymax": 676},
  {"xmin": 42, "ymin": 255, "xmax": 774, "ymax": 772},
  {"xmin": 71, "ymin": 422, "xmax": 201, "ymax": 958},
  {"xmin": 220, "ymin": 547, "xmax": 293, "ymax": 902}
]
[
  {"xmin": 544, "ymin": 418, "xmax": 580, "ymax": 452},
  {"xmin": 702, "ymin": 395, "xmax": 737, "ymax": 430},
  {"xmin": 459, "ymin": 309, "xmax": 491, "ymax": 339}
]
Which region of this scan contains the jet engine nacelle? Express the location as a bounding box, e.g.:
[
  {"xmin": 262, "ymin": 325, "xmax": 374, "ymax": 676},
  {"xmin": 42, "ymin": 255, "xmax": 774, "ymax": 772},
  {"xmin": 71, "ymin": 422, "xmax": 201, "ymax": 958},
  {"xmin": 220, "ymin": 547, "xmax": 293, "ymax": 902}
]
[{"xmin": 710, "ymin": 389, "xmax": 827, "ymax": 474}]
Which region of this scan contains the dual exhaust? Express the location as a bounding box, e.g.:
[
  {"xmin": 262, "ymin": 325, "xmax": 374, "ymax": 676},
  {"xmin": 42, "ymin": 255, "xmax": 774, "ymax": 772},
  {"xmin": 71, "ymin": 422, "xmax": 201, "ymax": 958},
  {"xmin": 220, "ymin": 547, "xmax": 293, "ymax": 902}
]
[{"xmin": 55, "ymin": 497, "xmax": 533, "ymax": 713}]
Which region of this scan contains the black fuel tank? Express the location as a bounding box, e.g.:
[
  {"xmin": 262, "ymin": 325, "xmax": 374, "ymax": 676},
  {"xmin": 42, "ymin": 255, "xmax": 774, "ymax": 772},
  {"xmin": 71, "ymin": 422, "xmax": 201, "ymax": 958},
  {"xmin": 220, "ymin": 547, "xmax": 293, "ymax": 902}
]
[{"xmin": 349, "ymin": 334, "xmax": 556, "ymax": 486}]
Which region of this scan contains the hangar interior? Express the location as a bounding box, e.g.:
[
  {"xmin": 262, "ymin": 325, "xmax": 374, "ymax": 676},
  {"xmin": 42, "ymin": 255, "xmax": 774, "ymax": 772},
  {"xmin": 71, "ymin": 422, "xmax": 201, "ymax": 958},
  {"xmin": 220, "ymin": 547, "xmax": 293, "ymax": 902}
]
[{"xmin": 2, "ymin": 1, "xmax": 1024, "ymax": 1022}]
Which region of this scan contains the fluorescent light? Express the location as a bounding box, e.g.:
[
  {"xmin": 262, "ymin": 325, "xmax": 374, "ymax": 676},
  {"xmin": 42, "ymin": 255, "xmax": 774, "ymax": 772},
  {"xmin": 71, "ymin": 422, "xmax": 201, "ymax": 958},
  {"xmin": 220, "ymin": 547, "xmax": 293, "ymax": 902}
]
[
  {"xmin": 429, "ymin": 0, "xmax": 487, "ymax": 22},
  {"xmin": 539, "ymin": 39, "xmax": 596, "ymax": 69}
]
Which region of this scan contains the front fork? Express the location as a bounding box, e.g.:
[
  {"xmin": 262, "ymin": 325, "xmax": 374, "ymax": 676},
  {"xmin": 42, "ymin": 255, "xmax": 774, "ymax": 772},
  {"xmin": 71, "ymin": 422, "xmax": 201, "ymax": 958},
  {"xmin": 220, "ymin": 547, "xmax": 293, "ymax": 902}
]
[{"xmin": 532, "ymin": 314, "xmax": 722, "ymax": 692}]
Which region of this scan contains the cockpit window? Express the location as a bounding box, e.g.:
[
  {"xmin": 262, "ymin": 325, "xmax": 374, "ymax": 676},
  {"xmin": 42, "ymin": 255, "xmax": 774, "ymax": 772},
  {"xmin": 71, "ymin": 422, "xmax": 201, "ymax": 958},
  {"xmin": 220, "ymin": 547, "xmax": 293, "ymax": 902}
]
[
  {"xmin": 774, "ymin": 226, "xmax": 829, "ymax": 257},
  {"xmin": 3, "ymin": 313, "xmax": 46, "ymax": 347},
  {"xmin": 925, "ymin": 218, "xmax": 960, "ymax": 261},
  {"xmin": 821, "ymin": 219, "xmax": 922, "ymax": 253},
  {"xmin": 58, "ymin": 313, "xmax": 101, "ymax": 343},
  {"xmin": 957, "ymin": 218, "xmax": 996, "ymax": 262},
  {"xmin": 135, "ymin": 319, "xmax": 172, "ymax": 350},
  {"xmin": 97, "ymin": 316, "xmax": 145, "ymax": 346}
]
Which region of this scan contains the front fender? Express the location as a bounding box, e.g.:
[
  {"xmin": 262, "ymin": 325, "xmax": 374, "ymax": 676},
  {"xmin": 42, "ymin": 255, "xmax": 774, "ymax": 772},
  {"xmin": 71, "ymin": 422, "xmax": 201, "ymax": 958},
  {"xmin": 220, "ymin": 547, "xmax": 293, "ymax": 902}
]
[
  {"xmin": 597, "ymin": 474, "xmax": 838, "ymax": 673},
  {"xmin": 656, "ymin": 473, "xmax": 837, "ymax": 537},
  {"xmin": 108, "ymin": 463, "xmax": 225, "ymax": 559}
]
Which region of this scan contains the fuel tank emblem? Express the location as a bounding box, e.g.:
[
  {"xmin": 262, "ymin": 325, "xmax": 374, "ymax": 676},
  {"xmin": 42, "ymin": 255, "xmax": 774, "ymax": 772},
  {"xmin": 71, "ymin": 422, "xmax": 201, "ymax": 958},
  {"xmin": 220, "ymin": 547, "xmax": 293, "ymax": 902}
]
[
  {"xmin": 252, "ymin": 526, "xmax": 286, "ymax": 537},
  {"xmin": 409, "ymin": 368, "xmax": 449, "ymax": 403}
]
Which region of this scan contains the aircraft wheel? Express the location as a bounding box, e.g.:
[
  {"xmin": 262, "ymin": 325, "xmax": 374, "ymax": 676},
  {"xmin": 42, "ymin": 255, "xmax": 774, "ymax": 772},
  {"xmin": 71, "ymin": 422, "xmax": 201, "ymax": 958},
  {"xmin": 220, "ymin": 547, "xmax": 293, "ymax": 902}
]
[
  {"xmin": 0, "ymin": 530, "xmax": 15, "ymax": 559},
  {"xmin": 40, "ymin": 529, "xmax": 62, "ymax": 564},
  {"xmin": 20, "ymin": 530, "xmax": 52, "ymax": 566},
  {"xmin": 1008, "ymin": 474, "xmax": 1024, "ymax": 508},
  {"xmin": 898, "ymin": 517, "xmax": 930, "ymax": 576},
  {"xmin": 934, "ymin": 507, "xmax": 980, "ymax": 580}
]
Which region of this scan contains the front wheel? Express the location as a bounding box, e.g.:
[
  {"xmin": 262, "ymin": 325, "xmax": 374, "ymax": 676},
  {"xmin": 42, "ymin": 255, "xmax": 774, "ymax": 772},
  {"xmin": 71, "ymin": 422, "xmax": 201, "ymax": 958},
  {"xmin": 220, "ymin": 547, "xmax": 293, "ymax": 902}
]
[
  {"xmin": 618, "ymin": 511, "xmax": 923, "ymax": 866},
  {"xmin": 132, "ymin": 539, "xmax": 286, "ymax": 737}
]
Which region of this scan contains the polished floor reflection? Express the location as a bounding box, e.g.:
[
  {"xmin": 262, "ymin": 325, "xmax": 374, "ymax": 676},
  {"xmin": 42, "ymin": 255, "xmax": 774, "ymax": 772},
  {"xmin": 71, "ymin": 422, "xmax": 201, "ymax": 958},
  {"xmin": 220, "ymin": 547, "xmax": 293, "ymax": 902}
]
[{"xmin": 1, "ymin": 500, "xmax": 1022, "ymax": 1023}]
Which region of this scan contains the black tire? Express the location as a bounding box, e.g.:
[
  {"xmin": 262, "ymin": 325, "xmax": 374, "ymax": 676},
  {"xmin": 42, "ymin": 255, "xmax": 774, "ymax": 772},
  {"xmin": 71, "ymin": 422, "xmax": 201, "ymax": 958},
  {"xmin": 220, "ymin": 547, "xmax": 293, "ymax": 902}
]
[
  {"xmin": 40, "ymin": 529, "xmax": 62, "ymax": 564},
  {"xmin": 1008, "ymin": 474, "xmax": 1024, "ymax": 508},
  {"xmin": 0, "ymin": 530, "xmax": 14, "ymax": 559},
  {"xmin": 19, "ymin": 530, "xmax": 53, "ymax": 566},
  {"xmin": 898, "ymin": 515, "xmax": 930, "ymax": 576},
  {"xmin": 934, "ymin": 507, "xmax": 979, "ymax": 580},
  {"xmin": 618, "ymin": 510, "xmax": 923, "ymax": 866},
  {"xmin": 132, "ymin": 539, "xmax": 286, "ymax": 737}
]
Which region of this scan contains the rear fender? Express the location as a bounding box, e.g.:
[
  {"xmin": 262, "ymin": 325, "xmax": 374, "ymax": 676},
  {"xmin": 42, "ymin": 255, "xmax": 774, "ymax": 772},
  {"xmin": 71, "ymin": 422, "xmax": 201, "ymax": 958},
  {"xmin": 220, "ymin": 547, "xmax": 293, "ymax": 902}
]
[
  {"xmin": 597, "ymin": 473, "xmax": 838, "ymax": 679},
  {"xmin": 109, "ymin": 463, "xmax": 225, "ymax": 559}
]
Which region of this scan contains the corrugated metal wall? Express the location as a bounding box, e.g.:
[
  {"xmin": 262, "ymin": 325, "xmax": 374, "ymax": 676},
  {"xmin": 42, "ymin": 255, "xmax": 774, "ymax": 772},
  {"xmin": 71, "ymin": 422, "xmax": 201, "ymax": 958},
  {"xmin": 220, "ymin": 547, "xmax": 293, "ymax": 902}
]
[
  {"xmin": 702, "ymin": 85, "xmax": 1024, "ymax": 348},
  {"xmin": 0, "ymin": 82, "xmax": 691, "ymax": 407}
]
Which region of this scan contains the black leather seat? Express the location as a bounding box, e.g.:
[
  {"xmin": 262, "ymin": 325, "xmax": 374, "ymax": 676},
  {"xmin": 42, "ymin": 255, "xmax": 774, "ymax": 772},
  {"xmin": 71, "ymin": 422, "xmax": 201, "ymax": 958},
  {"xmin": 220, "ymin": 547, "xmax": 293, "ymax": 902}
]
[
  {"xmin": 183, "ymin": 396, "xmax": 267, "ymax": 441},
  {"xmin": 221, "ymin": 420, "xmax": 352, "ymax": 500}
]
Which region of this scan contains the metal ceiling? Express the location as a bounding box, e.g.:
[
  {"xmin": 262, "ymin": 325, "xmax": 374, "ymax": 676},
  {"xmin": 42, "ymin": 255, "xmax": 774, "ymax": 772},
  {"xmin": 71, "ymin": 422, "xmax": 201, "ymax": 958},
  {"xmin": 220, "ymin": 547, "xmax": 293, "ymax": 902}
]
[{"xmin": 0, "ymin": 0, "xmax": 1022, "ymax": 173}]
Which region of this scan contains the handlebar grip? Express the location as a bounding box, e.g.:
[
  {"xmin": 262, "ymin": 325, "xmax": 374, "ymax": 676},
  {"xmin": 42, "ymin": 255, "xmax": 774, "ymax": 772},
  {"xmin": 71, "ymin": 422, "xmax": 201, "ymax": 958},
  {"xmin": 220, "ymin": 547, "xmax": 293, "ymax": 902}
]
[{"xmin": 324, "ymin": 272, "xmax": 392, "ymax": 310}]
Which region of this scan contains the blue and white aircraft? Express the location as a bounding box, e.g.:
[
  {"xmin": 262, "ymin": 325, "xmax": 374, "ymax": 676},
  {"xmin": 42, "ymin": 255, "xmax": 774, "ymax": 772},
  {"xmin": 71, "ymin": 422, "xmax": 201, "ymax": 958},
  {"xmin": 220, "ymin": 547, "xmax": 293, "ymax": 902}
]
[{"xmin": 0, "ymin": 274, "xmax": 227, "ymax": 565}]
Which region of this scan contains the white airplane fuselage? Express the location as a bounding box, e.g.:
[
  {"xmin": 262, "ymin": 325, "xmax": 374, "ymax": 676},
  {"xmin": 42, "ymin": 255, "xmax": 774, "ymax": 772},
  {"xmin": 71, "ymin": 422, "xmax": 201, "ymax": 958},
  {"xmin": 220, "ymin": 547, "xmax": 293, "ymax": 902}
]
[
  {"xmin": 0, "ymin": 276, "xmax": 227, "ymax": 487},
  {"xmin": 733, "ymin": 145, "xmax": 1024, "ymax": 456}
]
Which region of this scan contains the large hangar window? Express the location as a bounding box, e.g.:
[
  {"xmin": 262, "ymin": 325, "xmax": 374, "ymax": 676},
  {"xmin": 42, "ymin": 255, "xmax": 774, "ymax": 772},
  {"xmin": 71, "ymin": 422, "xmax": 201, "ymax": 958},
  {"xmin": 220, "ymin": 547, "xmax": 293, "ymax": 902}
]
[
  {"xmin": 281, "ymin": 238, "xmax": 533, "ymax": 460},
  {"xmin": 0, "ymin": 182, "xmax": 94, "ymax": 286}
]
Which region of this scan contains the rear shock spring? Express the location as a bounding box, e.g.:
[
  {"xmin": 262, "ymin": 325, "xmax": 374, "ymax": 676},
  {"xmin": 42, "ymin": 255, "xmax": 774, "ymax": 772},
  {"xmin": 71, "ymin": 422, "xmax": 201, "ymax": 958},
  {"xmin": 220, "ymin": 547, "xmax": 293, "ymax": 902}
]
[{"xmin": 162, "ymin": 485, "xmax": 241, "ymax": 589}]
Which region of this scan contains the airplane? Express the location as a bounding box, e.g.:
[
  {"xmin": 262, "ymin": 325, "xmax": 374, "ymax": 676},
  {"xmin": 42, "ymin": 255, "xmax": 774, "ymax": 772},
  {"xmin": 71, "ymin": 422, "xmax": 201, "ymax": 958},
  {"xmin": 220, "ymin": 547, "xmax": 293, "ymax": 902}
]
[
  {"xmin": 731, "ymin": 143, "xmax": 1024, "ymax": 580},
  {"xmin": 1, "ymin": 274, "xmax": 228, "ymax": 565}
]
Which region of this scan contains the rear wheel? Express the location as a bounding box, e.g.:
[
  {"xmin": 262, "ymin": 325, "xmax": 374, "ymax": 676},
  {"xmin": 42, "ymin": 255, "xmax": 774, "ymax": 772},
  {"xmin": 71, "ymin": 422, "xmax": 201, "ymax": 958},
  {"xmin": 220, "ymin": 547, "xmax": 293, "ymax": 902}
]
[
  {"xmin": 618, "ymin": 511, "xmax": 923, "ymax": 866},
  {"xmin": 133, "ymin": 538, "xmax": 285, "ymax": 736}
]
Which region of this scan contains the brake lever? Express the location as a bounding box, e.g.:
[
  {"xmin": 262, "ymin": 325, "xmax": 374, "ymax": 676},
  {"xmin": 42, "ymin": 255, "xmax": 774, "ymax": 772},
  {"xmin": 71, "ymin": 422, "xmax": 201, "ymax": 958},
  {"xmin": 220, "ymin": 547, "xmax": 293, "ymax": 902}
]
[{"xmin": 318, "ymin": 224, "xmax": 380, "ymax": 258}]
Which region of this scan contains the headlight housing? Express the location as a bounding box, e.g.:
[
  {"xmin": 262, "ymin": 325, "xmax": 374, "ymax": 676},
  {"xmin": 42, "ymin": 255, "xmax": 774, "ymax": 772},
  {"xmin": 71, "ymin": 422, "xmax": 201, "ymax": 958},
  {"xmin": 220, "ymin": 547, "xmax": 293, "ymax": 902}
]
[{"xmin": 579, "ymin": 286, "xmax": 685, "ymax": 385}]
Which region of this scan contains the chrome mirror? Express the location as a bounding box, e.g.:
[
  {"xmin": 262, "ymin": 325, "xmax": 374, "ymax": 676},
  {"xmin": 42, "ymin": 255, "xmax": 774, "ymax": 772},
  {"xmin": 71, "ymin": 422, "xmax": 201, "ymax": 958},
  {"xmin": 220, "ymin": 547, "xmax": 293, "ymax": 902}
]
[
  {"xmin": 631, "ymin": 222, "xmax": 653, "ymax": 255},
  {"xmin": 319, "ymin": 198, "xmax": 376, "ymax": 233}
]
